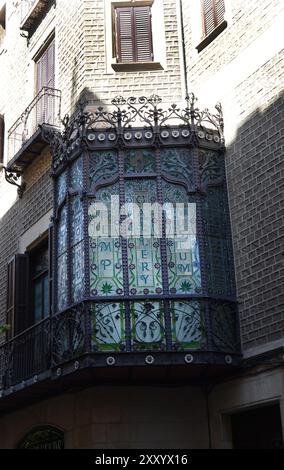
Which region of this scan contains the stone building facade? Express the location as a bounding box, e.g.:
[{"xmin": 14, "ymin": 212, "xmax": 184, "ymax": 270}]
[{"xmin": 0, "ymin": 0, "xmax": 283, "ymax": 449}]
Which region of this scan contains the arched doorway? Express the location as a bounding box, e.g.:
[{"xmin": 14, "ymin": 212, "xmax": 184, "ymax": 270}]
[{"xmin": 17, "ymin": 426, "xmax": 64, "ymax": 449}]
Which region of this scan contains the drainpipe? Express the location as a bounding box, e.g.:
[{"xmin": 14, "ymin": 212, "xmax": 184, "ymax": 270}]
[{"xmin": 176, "ymin": 0, "xmax": 189, "ymax": 99}]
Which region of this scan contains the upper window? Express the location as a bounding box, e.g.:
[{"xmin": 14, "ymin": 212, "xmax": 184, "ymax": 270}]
[
  {"xmin": 114, "ymin": 5, "xmax": 153, "ymax": 63},
  {"xmin": 35, "ymin": 36, "xmax": 55, "ymax": 93},
  {"xmin": 202, "ymin": 0, "xmax": 225, "ymax": 37}
]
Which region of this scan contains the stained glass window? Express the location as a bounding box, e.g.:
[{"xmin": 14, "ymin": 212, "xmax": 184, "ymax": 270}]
[
  {"xmin": 91, "ymin": 303, "xmax": 125, "ymax": 352},
  {"xmin": 171, "ymin": 301, "xmax": 205, "ymax": 350},
  {"xmin": 89, "ymin": 183, "xmax": 124, "ymax": 297},
  {"xmin": 131, "ymin": 301, "xmax": 165, "ymax": 351}
]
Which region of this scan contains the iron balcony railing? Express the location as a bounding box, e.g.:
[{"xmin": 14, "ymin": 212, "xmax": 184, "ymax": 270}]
[
  {"xmin": 8, "ymin": 87, "xmax": 61, "ymax": 163},
  {"xmin": 0, "ymin": 300, "xmax": 241, "ymax": 392}
]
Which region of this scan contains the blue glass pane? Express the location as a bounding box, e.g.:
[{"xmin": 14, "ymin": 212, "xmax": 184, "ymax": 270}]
[
  {"xmin": 57, "ymin": 172, "xmax": 67, "ymax": 205},
  {"xmin": 70, "ymin": 157, "xmax": 83, "ymax": 192},
  {"xmin": 171, "ymin": 301, "xmax": 205, "ymax": 350},
  {"xmin": 91, "ymin": 303, "xmax": 125, "ymax": 352},
  {"xmin": 131, "ymin": 302, "xmax": 166, "ymax": 351},
  {"xmin": 57, "ymin": 253, "xmax": 68, "ymax": 311},
  {"xmin": 89, "ymin": 150, "xmax": 118, "ymax": 191},
  {"xmin": 57, "ymin": 206, "xmax": 68, "ymax": 256},
  {"xmin": 71, "ymin": 241, "xmax": 85, "ymax": 303},
  {"xmin": 71, "ymin": 197, "xmax": 84, "ymax": 246}
]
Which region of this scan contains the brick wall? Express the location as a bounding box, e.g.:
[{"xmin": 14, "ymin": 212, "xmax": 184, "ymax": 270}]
[{"xmin": 181, "ymin": 0, "xmax": 284, "ymax": 352}]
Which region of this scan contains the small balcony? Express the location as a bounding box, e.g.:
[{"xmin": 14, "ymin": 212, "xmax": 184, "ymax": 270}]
[
  {"xmin": 0, "ymin": 300, "xmax": 241, "ymax": 412},
  {"xmin": 7, "ymin": 87, "xmax": 61, "ymax": 172},
  {"xmin": 20, "ymin": 0, "xmax": 50, "ymax": 32}
]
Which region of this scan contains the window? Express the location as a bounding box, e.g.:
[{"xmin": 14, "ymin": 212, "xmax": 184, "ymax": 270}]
[
  {"xmin": 196, "ymin": 0, "xmax": 227, "ymax": 52},
  {"xmin": 30, "ymin": 242, "xmax": 49, "ymax": 323},
  {"xmin": 114, "ymin": 5, "xmax": 153, "ymax": 63},
  {"xmin": 6, "ymin": 238, "xmax": 51, "ymax": 338},
  {"xmin": 0, "ymin": 114, "xmax": 4, "ymax": 164},
  {"xmin": 202, "ymin": 0, "xmax": 225, "ymax": 37},
  {"xmin": 35, "ymin": 36, "xmax": 55, "ymax": 93}
]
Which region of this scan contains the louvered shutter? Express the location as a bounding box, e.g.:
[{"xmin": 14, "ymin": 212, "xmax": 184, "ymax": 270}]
[
  {"xmin": 215, "ymin": 0, "xmax": 225, "ymax": 25},
  {"xmin": 202, "ymin": 0, "xmax": 225, "ymax": 37},
  {"xmin": 6, "ymin": 258, "xmax": 15, "ymax": 340},
  {"xmin": 116, "ymin": 7, "xmax": 153, "ymax": 63},
  {"xmin": 36, "ymin": 38, "xmax": 55, "ymax": 92},
  {"xmin": 7, "ymin": 255, "xmax": 30, "ymax": 338},
  {"xmin": 134, "ymin": 6, "xmax": 153, "ymax": 62},
  {"xmin": 0, "ymin": 114, "xmax": 4, "ymax": 164},
  {"xmin": 116, "ymin": 7, "xmax": 135, "ymax": 63}
]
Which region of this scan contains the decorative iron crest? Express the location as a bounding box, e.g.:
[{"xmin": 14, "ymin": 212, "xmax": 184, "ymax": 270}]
[{"xmin": 42, "ymin": 94, "xmax": 225, "ymax": 172}]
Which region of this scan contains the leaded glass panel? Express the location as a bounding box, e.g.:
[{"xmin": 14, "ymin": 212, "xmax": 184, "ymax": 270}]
[
  {"xmin": 89, "ymin": 183, "xmax": 124, "ymax": 297},
  {"xmin": 71, "ymin": 196, "xmax": 84, "ymax": 245},
  {"xmin": 162, "ymin": 181, "xmax": 202, "ymax": 295},
  {"xmin": 161, "ymin": 148, "xmax": 194, "ymax": 190},
  {"xmin": 70, "ymin": 157, "xmax": 83, "ymax": 192},
  {"xmin": 131, "ymin": 301, "xmax": 165, "ymax": 351},
  {"xmin": 89, "ymin": 150, "xmax": 118, "ymax": 192},
  {"xmin": 125, "ymin": 180, "xmax": 163, "ymax": 295},
  {"xmin": 171, "ymin": 301, "xmax": 205, "ymax": 350},
  {"xmin": 57, "ymin": 253, "xmax": 68, "ymax": 311},
  {"xmin": 91, "ymin": 303, "xmax": 125, "ymax": 352},
  {"xmin": 57, "ymin": 207, "xmax": 68, "ymax": 256},
  {"xmin": 57, "ymin": 172, "xmax": 67, "ymax": 205},
  {"xmin": 71, "ymin": 242, "xmax": 85, "ymax": 303},
  {"xmin": 125, "ymin": 148, "xmax": 156, "ymax": 174}
]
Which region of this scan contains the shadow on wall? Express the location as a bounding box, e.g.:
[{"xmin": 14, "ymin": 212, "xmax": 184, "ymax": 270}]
[{"xmin": 225, "ymin": 92, "xmax": 284, "ymax": 353}]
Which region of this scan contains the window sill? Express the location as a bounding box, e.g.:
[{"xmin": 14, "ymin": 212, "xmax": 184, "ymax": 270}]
[
  {"xmin": 111, "ymin": 61, "xmax": 164, "ymax": 72},
  {"xmin": 196, "ymin": 21, "xmax": 227, "ymax": 53}
]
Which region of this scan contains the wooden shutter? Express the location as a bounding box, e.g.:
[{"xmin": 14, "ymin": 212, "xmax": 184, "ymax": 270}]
[
  {"xmin": 116, "ymin": 6, "xmax": 153, "ymax": 63},
  {"xmin": 202, "ymin": 0, "xmax": 225, "ymax": 37},
  {"xmin": 36, "ymin": 38, "xmax": 55, "ymax": 92},
  {"xmin": 6, "ymin": 255, "xmax": 30, "ymax": 338},
  {"xmin": 0, "ymin": 114, "xmax": 4, "ymax": 164},
  {"xmin": 134, "ymin": 6, "xmax": 153, "ymax": 62}
]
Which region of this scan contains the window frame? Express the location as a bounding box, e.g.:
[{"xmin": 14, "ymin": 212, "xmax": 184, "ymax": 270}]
[
  {"xmin": 196, "ymin": 0, "xmax": 228, "ymax": 53},
  {"xmin": 105, "ymin": 0, "xmax": 166, "ymax": 73},
  {"xmin": 114, "ymin": 4, "xmax": 154, "ymax": 64}
]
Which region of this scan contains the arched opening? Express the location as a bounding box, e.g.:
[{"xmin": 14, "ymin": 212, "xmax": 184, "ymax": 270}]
[{"xmin": 17, "ymin": 426, "xmax": 64, "ymax": 449}]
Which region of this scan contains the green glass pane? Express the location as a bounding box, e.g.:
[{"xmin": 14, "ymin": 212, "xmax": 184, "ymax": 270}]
[
  {"xmin": 125, "ymin": 148, "xmax": 156, "ymax": 174},
  {"xmin": 91, "ymin": 303, "xmax": 125, "ymax": 352},
  {"xmin": 162, "ymin": 181, "xmax": 201, "ymax": 295},
  {"xmin": 89, "ymin": 183, "xmax": 124, "ymax": 297},
  {"xmin": 171, "ymin": 301, "xmax": 206, "ymax": 350},
  {"xmin": 131, "ymin": 301, "xmax": 165, "ymax": 351},
  {"xmin": 125, "ymin": 180, "xmax": 163, "ymax": 295}
]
